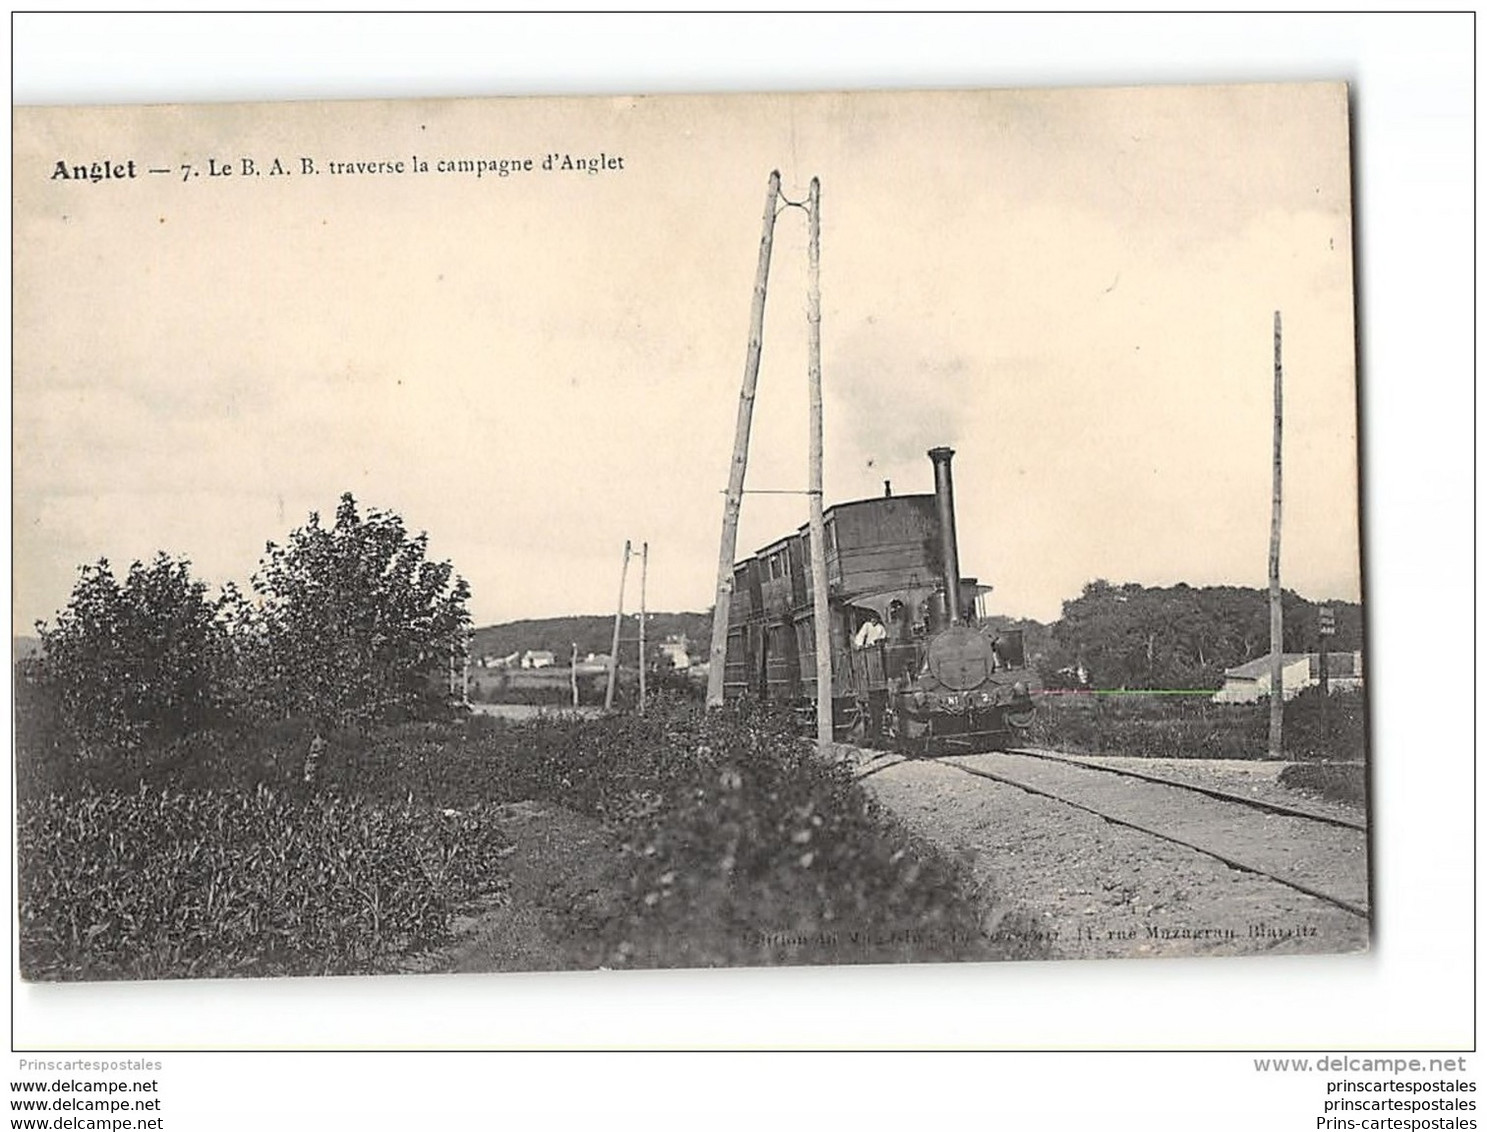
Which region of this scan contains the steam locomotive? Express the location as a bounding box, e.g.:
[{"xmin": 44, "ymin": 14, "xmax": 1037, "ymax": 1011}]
[{"xmin": 723, "ymin": 446, "xmax": 1036, "ymax": 755}]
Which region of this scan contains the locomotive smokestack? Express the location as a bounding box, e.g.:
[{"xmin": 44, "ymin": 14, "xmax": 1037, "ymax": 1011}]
[
  {"xmin": 928, "ymin": 446, "xmax": 964, "ymax": 624},
  {"xmin": 884, "ymin": 479, "xmax": 892, "ymax": 498}
]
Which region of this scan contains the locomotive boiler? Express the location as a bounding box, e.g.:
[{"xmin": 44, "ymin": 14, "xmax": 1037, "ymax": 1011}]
[{"xmin": 722, "ymin": 446, "xmax": 1036, "ymax": 754}]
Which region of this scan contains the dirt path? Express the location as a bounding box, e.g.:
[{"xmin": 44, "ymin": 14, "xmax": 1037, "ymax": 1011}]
[
  {"xmin": 859, "ymin": 755, "xmax": 1371, "ymax": 961},
  {"xmin": 402, "ymin": 800, "xmax": 623, "ymax": 974}
]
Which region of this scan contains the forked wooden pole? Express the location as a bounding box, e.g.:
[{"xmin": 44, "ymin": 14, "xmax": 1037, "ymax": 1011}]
[
  {"xmin": 1268, "ymin": 311, "xmax": 1284, "ymax": 758},
  {"xmin": 606, "ymin": 539, "xmax": 631, "ymax": 711},
  {"xmin": 638, "ymin": 541, "xmax": 648, "ymax": 715},
  {"xmin": 706, "ymin": 171, "xmax": 782, "ymax": 707}
]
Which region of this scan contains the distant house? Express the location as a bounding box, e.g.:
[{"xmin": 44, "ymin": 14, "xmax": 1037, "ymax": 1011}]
[
  {"xmin": 657, "ymin": 635, "xmax": 691, "ymax": 670},
  {"xmin": 520, "ymin": 650, "xmax": 556, "ymax": 669},
  {"xmin": 1213, "ymin": 651, "xmax": 1364, "ymax": 704},
  {"xmin": 483, "ymin": 651, "xmax": 521, "ymax": 669}
]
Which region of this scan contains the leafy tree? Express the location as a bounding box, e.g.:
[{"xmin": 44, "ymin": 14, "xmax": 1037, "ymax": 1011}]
[
  {"xmin": 1051, "ymin": 580, "xmax": 1357, "ymax": 690},
  {"xmin": 244, "ymin": 493, "xmax": 471, "ymax": 727},
  {"xmin": 34, "ymin": 554, "xmax": 230, "ymax": 750}
]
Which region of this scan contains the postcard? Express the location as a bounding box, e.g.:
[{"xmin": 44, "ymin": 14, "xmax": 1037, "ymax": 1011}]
[{"xmin": 13, "ymin": 83, "xmax": 1365, "ymax": 981}]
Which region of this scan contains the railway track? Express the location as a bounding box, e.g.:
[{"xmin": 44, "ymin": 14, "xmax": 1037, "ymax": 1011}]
[
  {"xmin": 847, "ymin": 743, "xmax": 1371, "ymax": 940},
  {"xmin": 1006, "ymin": 746, "xmax": 1364, "ymax": 831}
]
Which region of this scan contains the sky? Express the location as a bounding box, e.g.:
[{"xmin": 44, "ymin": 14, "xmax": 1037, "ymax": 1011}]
[{"xmin": 14, "ymin": 83, "xmax": 1360, "ymax": 631}]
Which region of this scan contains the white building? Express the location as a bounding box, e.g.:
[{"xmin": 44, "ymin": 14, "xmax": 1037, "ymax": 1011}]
[
  {"xmin": 657, "ymin": 636, "xmax": 691, "ymax": 670},
  {"xmin": 520, "ymin": 649, "xmax": 556, "ymax": 669},
  {"xmin": 1213, "ymin": 651, "xmax": 1364, "ymax": 704}
]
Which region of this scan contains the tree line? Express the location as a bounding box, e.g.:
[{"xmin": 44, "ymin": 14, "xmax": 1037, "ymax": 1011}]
[
  {"xmin": 23, "ymin": 493, "xmax": 470, "ymax": 754},
  {"xmin": 23, "ymin": 501, "xmax": 1363, "ymax": 758},
  {"xmin": 470, "ymin": 611, "xmax": 712, "ymax": 666},
  {"xmin": 1037, "ymin": 580, "xmax": 1363, "ymax": 690}
]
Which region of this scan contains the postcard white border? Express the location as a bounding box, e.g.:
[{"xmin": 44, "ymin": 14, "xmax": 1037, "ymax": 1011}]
[{"xmin": 7, "ymin": 12, "xmax": 1475, "ymax": 1058}]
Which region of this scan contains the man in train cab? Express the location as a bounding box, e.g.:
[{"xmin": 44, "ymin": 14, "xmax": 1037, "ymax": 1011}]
[
  {"xmin": 851, "ymin": 612, "xmax": 889, "ymax": 739},
  {"xmin": 853, "ymin": 610, "xmax": 887, "ymax": 649}
]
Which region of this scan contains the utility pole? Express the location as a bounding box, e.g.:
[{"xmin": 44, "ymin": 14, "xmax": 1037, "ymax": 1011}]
[
  {"xmin": 1318, "ymin": 604, "xmax": 1334, "ymax": 751},
  {"xmin": 570, "ymin": 642, "xmax": 579, "ymax": 708},
  {"xmin": 638, "ymin": 541, "xmax": 649, "ymax": 716},
  {"xmin": 806, "ymin": 176, "xmax": 833, "ymax": 743},
  {"xmin": 461, "ymin": 629, "xmax": 470, "ymax": 708},
  {"xmin": 706, "ymin": 171, "xmax": 782, "ymax": 707},
  {"xmin": 606, "ymin": 539, "xmax": 631, "ymax": 711},
  {"xmin": 1268, "ymin": 311, "xmax": 1284, "ymax": 758}
]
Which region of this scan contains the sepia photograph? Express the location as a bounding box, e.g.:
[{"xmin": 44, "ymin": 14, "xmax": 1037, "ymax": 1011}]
[{"xmin": 11, "ymin": 81, "xmax": 1371, "ymax": 988}]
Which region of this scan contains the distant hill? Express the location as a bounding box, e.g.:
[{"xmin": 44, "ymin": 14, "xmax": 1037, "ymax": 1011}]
[{"xmin": 472, "ymin": 612, "xmax": 713, "ymax": 664}]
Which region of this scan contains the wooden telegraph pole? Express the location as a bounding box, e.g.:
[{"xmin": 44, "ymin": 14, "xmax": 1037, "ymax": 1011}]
[
  {"xmin": 1318, "ymin": 603, "xmax": 1334, "ymax": 750},
  {"xmin": 606, "ymin": 539, "xmax": 631, "ymax": 711},
  {"xmin": 638, "ymin": 541, "xmax": 649, "ymax": 716},
  {"xmin": 706, "ymin": 172, "xmax": 782, "ymax": 707},
  {"xmin": 1268, "ymin": 311, "xmax": 1284, "ymax": 758},
  {"xmin": 806, "ymin": 176, "xmax": 833, "ymax": 743},
  {"xmin": 570, "ymin": 642, "xmax": 580, "ymax": 708},
  {"xmin": 461, "ymin": 629, "xmax": 470, "ymax": 708}
]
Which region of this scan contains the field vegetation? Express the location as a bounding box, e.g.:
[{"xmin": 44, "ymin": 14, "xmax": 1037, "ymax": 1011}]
[
  {"xmin": 17, "ymin": 698, "xmax": 1041, "ymax": 978},
  {"xmin": 1029, "ymin": 687, "xmax": 1368, "ymax": 804}
]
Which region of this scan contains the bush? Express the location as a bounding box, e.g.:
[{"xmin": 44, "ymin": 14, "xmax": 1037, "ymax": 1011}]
[
  {"xmin": 1277, "ymin": 762, "xmax": 1367, "ymax": 806},
  {"xmin": 32, "ymin": 555, "xmax": 232, "ymax": 752},
  {"xmin": 1279, "ymin": 687, "xmax": 1368, "ymax": 762},
  {"xmin": 593, "ymin": 706, "xmax": 1024, "ymax": 967}
]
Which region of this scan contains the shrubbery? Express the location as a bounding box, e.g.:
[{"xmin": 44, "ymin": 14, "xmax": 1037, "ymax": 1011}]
[
  {"xmin": 1031, "ymin": 688, "xmax": 1368, "ymax": 764},
  {"xmin": 1277, "ymin": 761, "xmax": 1368, "ymax": 806},
  {"xmin": 27, "ymin": 495, "xmax": 471, "ymax": 758},
  {"xmin": 31, "ymin": 555, "xmax": 232, "ymax": 753}
]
